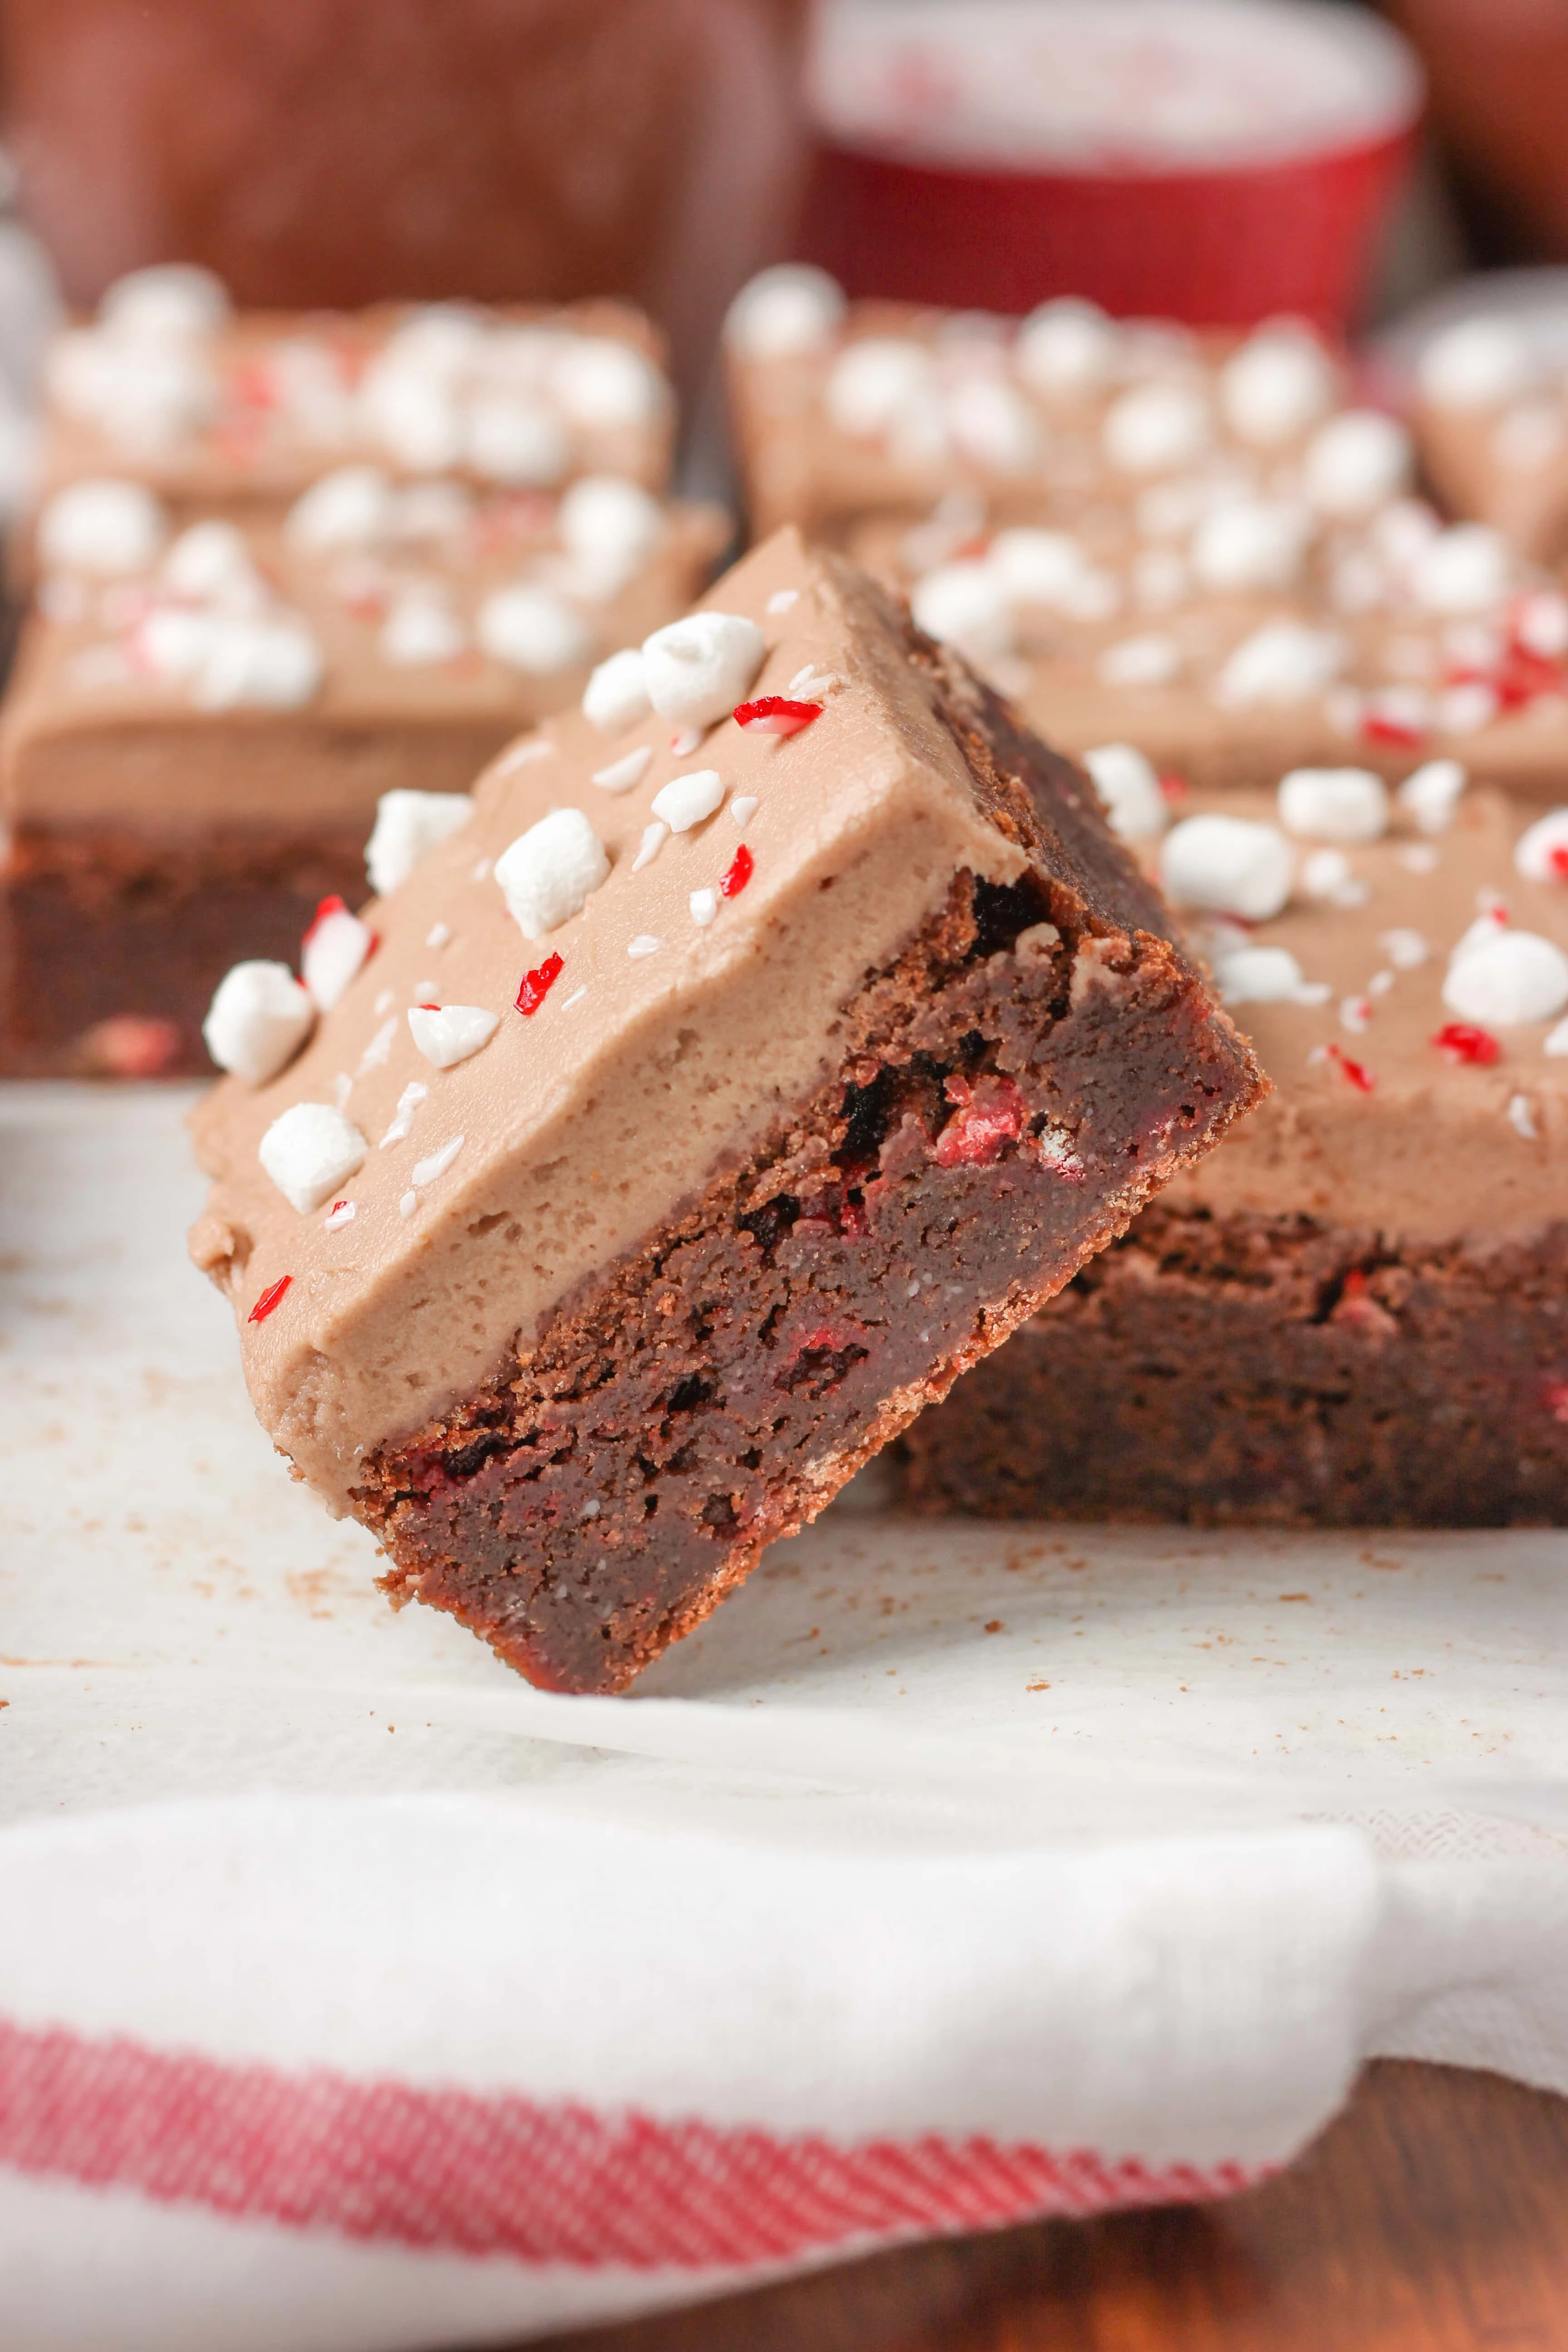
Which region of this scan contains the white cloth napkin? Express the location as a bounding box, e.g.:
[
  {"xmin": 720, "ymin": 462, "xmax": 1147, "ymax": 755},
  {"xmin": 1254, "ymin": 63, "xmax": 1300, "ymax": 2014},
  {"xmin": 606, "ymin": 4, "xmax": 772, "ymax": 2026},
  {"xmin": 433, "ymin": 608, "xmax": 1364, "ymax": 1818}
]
[{"xmin": 3, "ymin": 1084, "xmax": 1568, "ymax": 2352}]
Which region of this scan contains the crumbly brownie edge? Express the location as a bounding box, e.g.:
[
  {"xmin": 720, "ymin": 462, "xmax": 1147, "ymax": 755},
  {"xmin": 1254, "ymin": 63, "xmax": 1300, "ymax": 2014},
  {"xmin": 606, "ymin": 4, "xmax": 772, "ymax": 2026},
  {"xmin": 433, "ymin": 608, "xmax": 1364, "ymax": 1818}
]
[{"xmin": 898, "ymin": 1200, "xmax": 1568, "ymax": 1529}]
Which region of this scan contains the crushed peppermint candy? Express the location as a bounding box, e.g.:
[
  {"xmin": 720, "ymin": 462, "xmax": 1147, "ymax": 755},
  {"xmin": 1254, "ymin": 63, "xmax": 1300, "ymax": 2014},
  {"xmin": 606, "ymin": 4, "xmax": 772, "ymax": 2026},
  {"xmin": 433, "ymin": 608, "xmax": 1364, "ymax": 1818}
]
[
  {"xmin": 248, "ymin": 1274, "xmax": 293, "ymax": 1325},
  {"xmin": 732, "ymin": 696, "xmax": 823, "ymax": 738},
  {"xmin": 590, "ymin": 744, "xmax": 654, "ymax": 794},
  {"xmin": 426, "ymin": 922, "xmax": 451, "ymax": 951},
  {"xmin": 652, "ymin": 769, "xmax": 725, "ymax": 833},
  {"xmin": 411, "ymin": 1135, "xmax": 465, "ymax": 1187},
  {"xmin": 1431, "ymin": 1022, "xmax": 1500, "ymax": 1065},
  {"xmin": 301, "ymin": 896, "xmax": 375, "ymax": 1012},
  {"xmin": 632, "ymin": 821, "xmax": 668, "ymax": 873},
  {"xmin": 408, "ymin": 1004, "xmax": 500, "ymax": 1068},
  {"xmin": 515, "ymin": 953, "xmax": 564, "ymax": 1015},
  {"xmin": 356, "ymin": 1017, "xmax": 397, "ymax": 1074},
  {"xmin": 1514, "ymin": 809, "xmax": 1568, "ymax": 884},
  {"xmin": 627, "ymin": 935, "xmax": 662, "ymax": 959},
  {"xmin": 400, "ymin": 1191, "xmax": 418, "ymax": 1218},
  {"xmin": 324, "ymin": 1198, "xmax": 357, "ymax": 1231},
  {"xmin": 1327, "ymin": 1044, "xmax": 1376, "ymax": 1092},
  {"xmin": 380, "ymin": 1080, "xmax": 428, "ymax": 1147},
  {"xmin": 720, "ymin": 844, "xmax": 754, "ymax": 898},
  {"xmin": 730, "ymin": 794, "xmax": 760, "ymax": 827},
  {"xmin": 690, "ymin": 888, "xmax": 718, "ymax": 927},
  {"xmin": 767, "ymin": 588, "xmax": 800, "ymax": 613},
  {"xmin": 1379, "ymin": 928, "xmax": 1430, "ymax": 970},
  {"xmin": 1339, "ymin": 995, "xmax": 1372, "ymax": 1034},
  {"xmin": 669, "ymin": 726, "xmax": 704, "ymax": 758},
  {"xmin": 1508, "ymin": 1093, "xmax": 1540, "ymax": 1140}
]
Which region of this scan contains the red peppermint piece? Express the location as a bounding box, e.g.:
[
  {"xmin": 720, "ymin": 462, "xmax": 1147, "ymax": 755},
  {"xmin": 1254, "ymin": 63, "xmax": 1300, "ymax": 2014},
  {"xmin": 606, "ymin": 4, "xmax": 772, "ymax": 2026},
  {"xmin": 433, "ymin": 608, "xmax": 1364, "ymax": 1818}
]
[
  {"xmin": 732, "ymin": 696, "xmax": 823, "ymax": 738},
  {"xmin": 1550, "ymin": 846, "xmax": 1568, "ymax": 881},
  {"xmin": 417, "ymin": 1002, "xmax": 441, "ymax": 1012},
  {"xmin": 1327, "ymin": 1044, "xmax": 1375, "ymax": 1093},
  {"xmin": 1431, "ymin": 1021, "xmax": 1500, "ymax": 1067},
  {"xmin": 303, "ymin": 893, "xmax": 350, "ymax": 946},
  {"xmin": 1361, "ymin": 712, "xmax": 1423, "ymax": 749},
  {"xmin": 515, "ymin": 952, "xmax": 564, "ymax": 1016},
  {"xmin": 932, "ymin": 1073, "xmax": 1027, "ymax": 1167},
  {"xmin": 720, "ymin": 844, "xmax": 754, "ymax": 899},
  {"xmin": 1544, "ymin": 1380, "xmax": 1568, "ymax": 1424},
  {"xmin": 249, "ymin": 1274, "xmax": 293, "ymax": 1326},
  {"xmin": 1158, "ymin": 771, "xmax": 1189, "ymax": 804}
]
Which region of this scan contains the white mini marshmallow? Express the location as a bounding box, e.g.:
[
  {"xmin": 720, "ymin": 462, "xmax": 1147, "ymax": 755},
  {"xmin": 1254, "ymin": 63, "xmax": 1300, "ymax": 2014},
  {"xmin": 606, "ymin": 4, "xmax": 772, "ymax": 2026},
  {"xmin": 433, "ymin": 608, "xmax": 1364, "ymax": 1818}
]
[
  {"xmin": 1300, "ymin": 847, "xmax": 1366, "ymax": 906},
  {"xmin": 1216, "ymin": 622, "xmax": 1343, "ymax": 706},
  {"xmin": 583, "ymin": 646, "xmax": 652, "ymax": 733},
  {"xmin": 39, "ymin": 478, "xmax": 166, "ymax": 575},
  {"xmin": 1102, "ymin": 382, "xmax": 1211, "ymax": 474},
  {"xmin": 1216, "ymin": 945, "xmax": 1308, "ymax": 1004},
  {"xmin": 1160, "ymin": 815, "xmax": 1293, "ymax": 920},
  {"xmin": 407, "ymin": 1004, "xmax": 500, "ymax": 1069},
  {"xmin": 138, "ymin": 604, "xmax": 220, "ymax": 682},
  {"xmin": 641, "ymin": 610, "xmax": 764, "ymax": 727},
  {"xmin": 302, "ymin": 902, "xmax": 375, "ymax": 1011},
  {"xmin": 379, "ymin": 592, "xmax": 464, "ymax": 668},
  {"xmin": 987, "ymin": 528, "xmax": 1087, "ymax": 608},
  {"xmin": 202, "ymin": 961, "xmax": 314, "ymax": 1085},
  {"xmin": 285, "ymin": 466, "xmax": 397, "ymax": 552},
  {"xmin": 100, "ymin": 264, "xmax": 229, "ymax": 342},
  {"xmin": 464, "ymin": 396, "xmax": 569, "ymax": 487},
  {"xmin": 1015, "ymin": 298, "xmax": 1118, "ymax": 396},
  {"xmin": 725, "ymin": 265, "xmax": 846, "ymax": 359},
  {"xmin": 1409, "ymin": 524, "xmax": 1511, "ymax": 616},
  {"xmin": 193, "ymin": 616, "xmax": 323, "ymax": 710},
  {"xmin": 361, "ymin": 360, "xmax": 464, "ymax": 470},
  {"xmin": 1443, "ymin": 930, "xmax": 1568, "ymax": 1026},
  {"xmin": 552, "ymin": 336, "xmax": 665, "ymax": 428},
  {"xmin": 591, "ymin": 744, "xmax": 653, "ymax": 794},
  {"xmin": 478, "ymin": 584, "xmax": 592, "ymax": 675},
  {"xmin": 910, "ymin": 562, "xmax": 1015, "ymax": 664},
  {"xmin": 1514, "ymin": 590, "xmax": 1568, "ymax": 661},
  {"xmin": 1219, "ymin": 331, "xmax": 1335, "ymax": 446},
  {"xmin": 824, "ymin": 338, "xmax": 936, "ymax": 439},
  {"xmin": 1277, "ymin": 767, "xmax": 1389, "ymax": 844},
  {"xmin": 365, "ymin": 789, "xmax": 474, "ymax": 897},
  {"xmin": 1097, "ymin": 634, "xmax": 1180, "ymax": 687},
  {"xmin": 494, "ymin": 808, "xmax": 610, "ymax": 940},
  {"xmin": 1396, "ymin": 757, "xmax": 1467, "ymax": 835},
  {"xmin": 1515, "ymin": 808, "xmax": 1568, "ymax": 882},
  {"xmin": 1303, "ymin": 411, "xmax": 1411, "ymax": 518},
  {"xmin": 1419, "ymin": 317, "xmax": 1534, "ymax": 410},
  {"xmin": 259, "ymin": 1102, "xmax": 368, "ymax": 1215},
  {"xmin": 1083, "ymin": 743, "xmax": 1168, "ymax": 843},
  {"xmin": 559, "ymin": 475, "xmax": 665, "ymax": 594},
  {"xmin": 945, "ymin": 376, "xmax": 1037, "ymax": 472},
  {"xmin": 162, "ymin": 518, "xmax": 260, "ymax": 603},
  {"xmin": 652, "ymin": 769, "xmax": 725, "ymax": 833},
  {"xmin": 1190, "ymin": 501, "xmax": 1309, "ymax": 595}
]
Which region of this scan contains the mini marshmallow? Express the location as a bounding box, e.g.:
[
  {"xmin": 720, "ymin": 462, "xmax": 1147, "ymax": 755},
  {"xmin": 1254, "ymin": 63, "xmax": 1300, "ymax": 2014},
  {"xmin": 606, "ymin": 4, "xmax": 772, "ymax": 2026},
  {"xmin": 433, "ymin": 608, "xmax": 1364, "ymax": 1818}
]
[
  {"xmin": 1514, "ymin": 590, "xmax": 1568, "ymax": 661},
  {"xmin": 1418, "ymin": 317, "xmax": 1534, "ymax": 410},
  {"xmin": 1082, "ymin": 743, "xmax": 1168, "ymax": 843},
  {"xmin": 380, "ymin": 593, "xmax": 465, "ymax": 667},
  {"xmin": 559, "ymin": 475, "xmax": 665, "ymax": 594},
  {"xmin": 910, "ymin": 562, "xmax": 1015, "ymax": 664},
  {"xmin": 285, "ymin": 466, "xmax": 396, "ymax": 553},
  {"xmin": 1216, "ymin": 945, "xmax": 1308, "ymax": 1004},
  {"xmin": 553, "ymin": 336, "xmax": 665, "ymax": 428},
  {"xmin": 590, "ymin": 744, "xmax": 653, "ymax": 794},
  {"xmin": 1015, "ymin": 298, "xmax": 1118, "ymax": 396},
  {"xmin": 365, "ymin": 789, "xmax": 474, "ymax": 897},
  {"xmin": 1190, "ymin": 501, "xmax": 1309, "ymax": 595},
  {"xmin": 407, "ymin": 1004, "xmax": 500, "ymax": 1069},
  {"xmin": 193, "ymin": 617, "xmax": 324, "ymax": 710},
  {"xmin": 1102, "ymin": 382, "xmax": 1211, "ymax": 474},
  {"xmin": 100, "ymin": 264, "xmax": 229, "ymax": 342},
  {"xmin": 1300, "ymin": 847, "xmax": 1367, "ymax": 906},
  {"xmin": 1515, "ymin": 808, "xmax": 1568, "ymax": 883},
  {"xmin": 259, "ymin": 1102, "xmax": 368, "ymax": 1215},
  {"xmin": 824, "ymin": 338, "xmax": 936, "ymax": 439},
  {"xmin": 1220, "ymin": 331, "xmax": 1336, "ymax": 446},
  {"xmin": 1303, "ymin": 410, "xmax": 1411, "ymax": 519},
  {"xmin": 987, "ymin": 528, "xmax": 1088, "ymax": 608},
  {"xmin": 138, "ymin": 604, "xmax": 220, "ymax": 683},
  {"xmin": 641, "ymin": 610, "xmax": 764, "ymax": 727},
  {"xmin": 38, "ymin": 478, "xmax": 166, "ymax": 575},
  {"xmin": 478, "ymin": 585, "xmax": 592, "ymax": 675},
  {"xmin": 361, "ymin": 361, "xmax": 465, "ymax": 471},
  {"xmin": 583, "ymin": 647, "xmax": 652, "ymax": 733},
  {"xmin": 302, "ymin": 902, "xmax": 375, "ymax": 1012},
  {"xmin": 1277, "ymin": 767, "xmax": 1389, "ymax": 844},
  {"xmin": 1216, "ymin": 622, "xmax": 1343, "ymax": 706},
  {"xmin": 202, "ymin": 961, "xmax": 315, "ymax": 1085},
  {"xmin": 945, "ymin": 376, "xmax": 1037, "ymax": 472},
  {"xmin": 465, "ymin": 396, "xmax": 569, "ymax": 487},
  {"xmin": 725, "ymin": 265, "xmax": 847, "ymax": 358},
  {"xmin": 1396, "ymin": 757, "xmax": 1467, "ymax": 836},
  {"xmin": 1409, "ymin": 525, "xmax": 1511, "ymax": 616},
  {"xmin": 1160, "ymin": 814, "xmax": 1293, "ymax": 921},
  {"xmin": 162, "ymin": 519, "xmax": 260, "ymax": 603},
  {"xmin": 494, "ymin": 808, "xmax": 610, "ymax": 939},
  {"xmin": 1097, "ymin": 634, "xmax": 1180, "ymax": 687},
  {"xmin": 1443, "ymin": 930, "xmax": 1568, "ymax": 1026},
  {"xmin": 652, "ymin": 769, "xmax": 725, "ymax": 833}
]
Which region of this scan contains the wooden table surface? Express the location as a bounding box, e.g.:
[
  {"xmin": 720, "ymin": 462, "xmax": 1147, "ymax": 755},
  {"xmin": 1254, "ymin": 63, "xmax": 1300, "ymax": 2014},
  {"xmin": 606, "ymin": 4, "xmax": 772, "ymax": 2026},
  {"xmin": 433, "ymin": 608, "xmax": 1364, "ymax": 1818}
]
[{"xmin": 532, "ymin": 2064, "xmax": 1568, "ymax": 2352}]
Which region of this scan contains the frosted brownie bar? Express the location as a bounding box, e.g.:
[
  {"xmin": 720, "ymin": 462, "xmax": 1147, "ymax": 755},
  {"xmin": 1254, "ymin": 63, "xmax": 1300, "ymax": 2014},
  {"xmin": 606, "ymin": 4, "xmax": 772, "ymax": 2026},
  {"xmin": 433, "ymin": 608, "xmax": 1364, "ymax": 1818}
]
[
  {"xmin": 39, "ymin": 269, "xmax": 676, "ymax": 522},
  {"xmin": 0, "ymin": 471, "xmax": 725, "ymax": 1074},
  {"xmin": 188, "ymin": 528, "xmax": 1262, "ymax": 1691},
  {"xmin": 902, "ymin": 776, "xmax": 1568, "ymax": 1526}
]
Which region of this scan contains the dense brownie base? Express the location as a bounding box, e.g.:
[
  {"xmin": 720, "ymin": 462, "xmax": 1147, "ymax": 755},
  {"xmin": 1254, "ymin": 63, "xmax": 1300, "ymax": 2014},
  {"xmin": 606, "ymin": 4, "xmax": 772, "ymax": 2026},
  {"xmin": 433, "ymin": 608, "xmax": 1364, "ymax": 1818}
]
[
  {"xmin": 0, "ymin": 826, "xmax": 366, "ymax": 1075},
  {"xmin": 900, "ymin": 1203, "xmax": 1568, "ymax": 1529}
]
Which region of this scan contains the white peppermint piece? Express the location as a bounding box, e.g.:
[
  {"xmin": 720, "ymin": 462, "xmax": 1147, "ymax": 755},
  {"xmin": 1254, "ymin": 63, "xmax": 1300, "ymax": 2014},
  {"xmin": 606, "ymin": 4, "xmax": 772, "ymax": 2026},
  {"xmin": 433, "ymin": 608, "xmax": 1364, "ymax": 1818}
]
[
  {"xmin": 162, "ymin": 518, "xmax": 260, "ymax": 603},
  {"xmin": 1190, "ymin": 501, "xmax": 1309, "ymax": 596},
  {"xmin": 1419, "ymin": 316, "xmax": 1534, "ymax": 410},
  {"xmin": 1303, "ymin": 410, "xmax": 1411, "ymax": 518},
  {"xmin": 1396, "ymin": 757, "xmax": 1467, "ymax": 835},
  {"xmin": 553, "ymin": 336, "xmax": 665, "ymax": 429},
  {"xmin": 911, "ymin": 562, "xmax": 1015, "ymax": 663},
  {"xmin": 1161, "ymin": 815, "xmax": 1293, "ymax": 921},
  {"xmin": 259, "ymin": 1102, "xmax": 368, "ymax": 1215},
  {"xmin": 1015, "ymin": 298, "xmax": 1118, "ymax": 396},
  {"xmin": 101, "ymin": 263, "xmax": 228, "ymax": 342},
  {"xmin": 285, "ymin": 465, "xmax": 396, "ymax": 553},
  {"xmin": 324, "ymin": 1198, "xmax": 356, "ymax": 1231},
  {"xmin": 1097, "ymin": 634, "xmax": 1179, "ymax": 688},
  {"xmin": 411, "ymin": 1135, "xmax": 465, "ymax": 1188},
  {"xmin": 1216, "ymin": 945, "xmax": 1307, "ymax": 1005},
  {"xmin": 357, "ymin": 1016, "xmax": 397, "ymax": 1075},
  {"xmin": 1445, "ymin": 930, "xmax": 1568, "ymax": 1025},
  {"xmin": 1409, "ymin": 524, "xmax": 1511, "ymax": 617},
  {"xmin": 408, "ymin": 1004, "xmax": 499, "ymax": 1068},
  {"xmin": 479, "ymin": 585, "xmax": 592, "ymax": 676},
  {"xmin": 1508, "ymin": 1093, "xmax": 1539, "ymax": 1140},
  {"xmin": 379, "ymin": 593, "xmax": 464, "ymax": 667},
  {"xmin": 1379, "ymin": 928, "xmax": 1431, "ymax": 971},
  {"xmin": 627, "ymin": 934, "xmax": 662, "ymax": 959},
  {"xmin": 631, "ymin": 820, "xmax": 668, "ymax": 872},
  {"xmin": 560, "ymin": 475, "xmax": 664, "ymax": 595},
  {"xmin": 1277, "ymin": 767, "xmax": 1389, "ymax": 844},
  {"xmin": 591, "ymin": 744, "xmax": 653, "ymax": 794},
  {"xmin": 730, "ymin": 795, "xmax": 759, "ymax": 827},
  {"xmin": 725, "ymin": 265, "xmax": 846, "ymax": 359},
  {"xmin": 381, "ymin": 1079, "xmax": 428, "ymax": 1146},
  {"xmin": 1514, "ymin": 590, "xmax": 1568, "ymax": 661},
  {"xmin": 1435, "ymin": 681, "xmax": 1499, "ymax": 737},
  {"xmin": 1219, "ymin": 331, "xmax": 1335, "ymax": 446},
  {"xmin": 1216, "ymin": 622, "xmax": 1343, "ymax": 706},
  {"xmin": 1082, "ymin": 743, "xmax": 1167, "ymax": 844},
  {"xmin": 987, "ymin": 528, "xmax": 1087, "ymax": 608},
  {"xmin": 194, "ymin": 617, "xmax": 323, "ymax": 710},
  {"xmin": 824, "ymin": 338, "xmax": 936, "ymax": 439},
  {"xmin": 138, "ymin": 603, "xmax": 221, "ymax": 683},
  {"xmin": 465, "ymin": 395, "xmax": 569, "ymax": 488},
  {"xmin": 1102, "ymin": 382, "xmax": 1211, "ymax": 474},
  {"xmin": 202, "ymin": 961, "xmax": 314, "ymax": 1085},
  {"xmin": 652, "ymin": 769, "xmax": 725, "ymax": 833},
  {"xmin": 642, "ymin": 610, "xmax": 764, "ymax": 727},
  {"xmin": 767, "ymin": 589, "xmax": 799, "ymax": 614},
  {"xmin": 945, "ymin": 376, "xmax": 1037, "ymax": 473},
  {"xmin": 1514, "ymin": 808, "xmax": 1568, "ymax": 883},
  {"xmin": 689, "ymin": 888, "xmax": 718, "ymax": 928},
  {"xmin": 39, "ymin": 478, "xmax": 165, "ymax": 575},
  {"xmin": 494, "ymin": 807, "xmax": 609, "ymax": 939},
  {"xmin": 1300, "ymin": 847, "xmax": 1368, "ymax": 907},
  {"xmin": 302, "ymin": 902, "xmax": 375, "ymax": 1011},
  {"xmin": 583, "ymin": 647, "xmax": 652, "ymax": 734},
  {"xmin": 361, "ymin": 361, "xmax": 464, "ymax": 471},
  {"xmin": 1544, "ymin": 1015, "xmax": 1568, "ymax": 1058},
  {"xmin": 365, "ymin": 789, "xmax": 473, "ymax": 897}
]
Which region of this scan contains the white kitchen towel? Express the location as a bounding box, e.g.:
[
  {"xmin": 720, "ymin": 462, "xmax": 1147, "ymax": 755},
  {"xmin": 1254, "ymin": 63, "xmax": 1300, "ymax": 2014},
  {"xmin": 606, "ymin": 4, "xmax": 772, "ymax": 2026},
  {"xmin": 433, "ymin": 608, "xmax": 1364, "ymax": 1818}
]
[{"xmin": 3, "ymin": 1085, "xmax": 1568, "ymax": 2350}]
